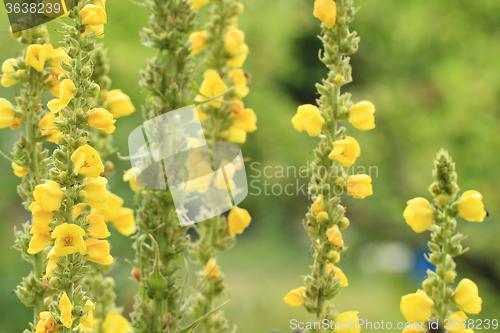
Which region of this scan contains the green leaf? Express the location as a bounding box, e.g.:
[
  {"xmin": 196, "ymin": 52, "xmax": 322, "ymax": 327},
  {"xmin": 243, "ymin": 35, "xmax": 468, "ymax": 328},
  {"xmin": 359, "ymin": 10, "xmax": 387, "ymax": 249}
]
[
  {"xmin": 155, "ymin": 48, "xmax": 171, "ymax": 66},
  {"xmin": 147, "ymin": 235, "xmax": 168, "ymax": 300}
]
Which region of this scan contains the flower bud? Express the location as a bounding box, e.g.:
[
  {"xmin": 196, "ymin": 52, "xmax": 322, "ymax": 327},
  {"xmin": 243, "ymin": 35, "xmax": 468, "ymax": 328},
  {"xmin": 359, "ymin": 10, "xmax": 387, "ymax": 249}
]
[
  {"xmin": 78, "ymin": 190, "xmax": 88, "ymax": 203},
  {"xmin": 444, "ymin": 270, "xmax": 457, "ymax": 284},
  {"xmin": 234, "ymin": 2, "xmax": 244, "ymax": 15},
  {"xmin": 10, "ymin": 24, "xmax": 23, "ymax": 39},
  {"xmin": 422, "ymin": 279, "xmax": 433, "ymax": 293},
  {"xmin": 338, "ymin": 217, "xmax": 350, "ymax": 230},
  {"xmin": 38, "ymin": 27, "xmax": 48, "ymax": 38},
  {"xmin": 316, "ymin": 211, "xmax": 329, "ymax": 223},
  {"xmin": 436, "ymin": 194, "xmax": 448, "ymax": 207},
  {"xmin": 328, "ymin": 250, "xmax": 340, "ymax": 263},
  {"xmin": 16, "ymin": 69, "xmax": 27, "ymax": 81},
  {"xmin": 89, "ymin": 83, "xmax": 100, "ymax": 97},
  {"xmin": 81, "ymin": 65, "xmax": 92, "ymax": 77}
]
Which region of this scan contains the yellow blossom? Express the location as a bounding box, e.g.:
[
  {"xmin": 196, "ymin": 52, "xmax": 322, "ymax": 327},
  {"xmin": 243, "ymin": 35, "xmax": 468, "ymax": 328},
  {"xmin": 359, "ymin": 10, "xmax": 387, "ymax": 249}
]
[
  {"xmin": 198, "ymin": 70, "xmax": 228, "ymax": 107},
  {"xmin": 85, "ymin": 214, "xmax": 111, "ymax": 239},
  {"xmin": 80, "ymin": 4, "xmax": 107, "ymax": 26},
  {"xmin": 457, "ymin": 190, "xmax": 487, "ymax": 222},
  {"xmin": 204, "ymin": 258, "xmax": 220, "ymax": 278},
  {"xmin": 28, "ymin": 232, "xmax": 53, "ymax": 254},
  {"xmin": 79, "ymin": 300, "xmax": 94, "ymax": 329},
  {"xmin": 312, "ymin": 195, "xmax": 324, "ymax": 215},
  {"xmin": 403, "ymin": 197, "xmax": 436, "ymax": 233},
  {"xmin": 229, "ymin": 69, "xmax": 249, "ymax": 98},
  {"xmin": 84, "ymin": 177, "xmax": 109, "ymax": 210},
  {"xmin": 326, "ymin": 263, "xmax": 348, "ymax": 287},
  {"xmin": 447, "ymin": 311, "xmax": 468, "ymax": 333},
  {"xmin": 12, "ymin": 162, "xmax": 28, "ymax": 177},
  {"xmin": 334, "ymin": 311, "xmax": 361, "ymax": 333},
  {"xmin": 400, "ymin": 289, "xmax": 434, "ymax": 323},
  {"xmin": 34, "ymin": 180, "xmax": 64, "ymax": 212},
  {"xmin": 91, "ymin": 191, "xmax": 123, "ymax": 222},
  {"xmin": 47, "ymin": 79, "xmax": 76, "ymax": 113},
  {"xmin": 88, "ymin": 108, "xmax": 116, "ymax": 133},
  {"xmin": 329, "ymin": 136, "xmax": 361, "ymax": 167},
  {"xmin": 188, "ymin": 30, "xmax": 208, "ymax": 55},
  {"xmin": 59, "ymin": 292, "xmax": 73, "ymax": 328},
  {"xmin": 48, "ymin": 47, "xmax": 70, "ymax": 71},
  {"xmin": 71, "ymin": 145, "xmax": 105, "ymax": 177},
  {"xmin": 39, "ymin": 112, "xmax": 62, "ymax": 143},
  {"xmin": 228, "ymin": 206, "xmax": 251, "ymax": 237},
  {"xmin": 35, "ymin": 311, "xmax": 59, "ymax": 333},
  {"xmin": 44, "ymin": 248, "xmax": 59, "ymax": 279},
  {"xmin": 326, "ymin": 225, "xmax": 342, "ymax": 247},
  {"xmin": 102, "ymin": 313, "xmax": 131, "ymax": 333},
  {"xmin": 85, "ymin": 238, "xmax": 113, "ymax": 265},
  {"xmin": 29, "ymin": 202, "xmax": 54, "ymax": 234},
  {"xmin": 73, "ymin": 203, "xmax": 87, "ymax": 219},
  {"xmin": 83, "ymin": 24, "xmax": 105, "ymax": 38},
  {"xmin": 454, "ymin": 279, "xmax": 482, "ymax": 314},
  {"xmin": 347, "ymin": 174, "xmax": 373, "ymax": 199},
  {"xmin": 224, "ymin": 26, "xmax": 245, "ymax": 57},
  {"xmin": 314, "ymin": 0, "xmax": 337, "ymax": 29},
  {"xmin": 52, "ymin": 223, "xmax": 87, "ymax": 256},
  {"xmin": 292, "ymin": 104, "xmax": 325, "ymax": 137},
  {"xmin": 190, "ymin": 0, "xmax": 209, "ymax": 10},
  {"xmin": 228, "ymin": 108, "xmax": 257, "ymax": 143},
  {"xmin": 25, "ymin": 44, "xmax": 54, "ymax": 72},
  {"xmin": 227, "ymin": 43, "xmax": 249, "ymax": 68},
  {"xmin": 284, "ymin": 287, "xmax": 306, "ymax": 307},
  {"xmin": 1, "ymin": 58, "xmax": 18, "ymax": 87},
  {"xmin": 123, "ymin": 168, "xmax": 140, "ymax": 192},
  {"xmin": 111, "ymin": 208, "xmax": 137, "ymax": 236},
  {"xmin": 0, "ymin": 98, "xmax": 16, "ymax": 128},
  {"xmin": 105, "ymin": 89, "xmax": 135, "ymax": 118},
  {"xmin": 348, "ymin": 101, "xmax": 376, "ymax": 130}
]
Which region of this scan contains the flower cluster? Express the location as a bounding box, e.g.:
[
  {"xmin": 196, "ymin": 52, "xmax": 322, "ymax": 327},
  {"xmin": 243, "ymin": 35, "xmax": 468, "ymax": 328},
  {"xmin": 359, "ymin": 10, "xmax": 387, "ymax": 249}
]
[
  {"xmin": 285, "ymin": 1, "xmax": 372, "ymax": 331},
  {"xmin": 401, "ymin": 150, "xmax": 486, "ymax": 331}
]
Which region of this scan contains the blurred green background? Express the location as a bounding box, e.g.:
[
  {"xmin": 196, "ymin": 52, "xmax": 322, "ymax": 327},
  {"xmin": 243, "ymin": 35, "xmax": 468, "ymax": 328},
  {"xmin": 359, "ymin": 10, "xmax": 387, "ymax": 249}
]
[{"xmin": 1, "ymin": 0, "xmax": 500, "ymax": 332}]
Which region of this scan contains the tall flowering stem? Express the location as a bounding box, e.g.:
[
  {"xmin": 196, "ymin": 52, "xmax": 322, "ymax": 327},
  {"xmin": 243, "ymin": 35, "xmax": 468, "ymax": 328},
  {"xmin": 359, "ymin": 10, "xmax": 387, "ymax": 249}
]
[
  {"xmin": 3, "ymin": 24, "xmax": 54, "ymax": 328},
  {"xmin": 286, "ymin": 1, "xmax": 374, "ymax": 331},
  {"xmin": 131, "ymin": 0, "xmax": 197, "ymax": 332},
  {"xmin": 187, "ymin": 1, "xmax": 254, "ymax": 332},
  {"xmin": 401, "ymin": 150, "xmax": 486, "ymax": 332}
]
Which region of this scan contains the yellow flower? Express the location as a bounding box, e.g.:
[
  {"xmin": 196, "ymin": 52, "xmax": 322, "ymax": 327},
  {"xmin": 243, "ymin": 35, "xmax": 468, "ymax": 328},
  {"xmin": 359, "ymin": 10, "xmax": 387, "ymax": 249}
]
[
  {"xmin": 326, "ymin": 225, "xmax": 342, "ymax": 247},
  {"xmin": 52, "ymin": 223, "xmax": 87, "ymax": 256},
  {"xmin": 190, "ymin": 0, "xmax": 209, "ymax": 10},
  {"xmin": 44, "ymin": 248, "xmax": 59, "ymax": 279},
  {"xmin": 25, "ymin": 44, "xmax": 54, "ymax": 72},
  {"xmin": 447, "ymin": 311, "xmax": 468, "ymax": 333},
  {"xmin": 224, "ymin": 26, "xmax": 245, "ymax": 57},
  {"xmin": 284, "ymin": 287, "xmax": 306, "ymax": 307},
  {"xmin": 47, "ymin": 79, "xmax": 76, "ymax": 113},
  {"xmin": 88, "ymin": 108, "xmax": 116, "ymax": 133},
  {"xmin": 229, "ymin": 69, "xmax": 249, "ymax": 98},
  {"xmin": 102, "ymin": 312, "xmax": 132, "ymax": 333},
  {"xmin": 80, "ymin": 4, "xmax": 107, "ymax": 26},
  {"xmin": 329, "ymin": 136, "xmax": 361, "ymax": 167},
  {"xmin": 59, "ymin": 292, "xmax": 73, "ymax": 328},
  {"xmin": 228, "ymin": 206, "xmax": 251, "ymax": 237},
  {"xmin": 73, "ymin": 203, "xmax": 87, "ymax": 219},
  {"xmin": 84, "ymin": 177, "xmax": 109, "ymax": 210},
  {"xmin": 91, "ymin": 191, "xmax": 123, "ymax": 222},
  {"xmin": 188, "ymin": 30, "xmax": 208, "ymax": 55},
  {"xmin": 228, "ymin": 108, "xmax": 257, "ymax": 143},
  {"xmin": 48, "ymin": 47, "xmax": 70, "ymax": 71},
  {"xmin": 85, "ymin": 238, "xmax": 113, "ymax": 265},
  {"xmin": 85, "ymin": 214, "xmax": 111, "ymax": 239},
  {"xmin": 29, "ymin": 202, "xmax": 54, "ymax": 235},
  {"xmin": 227, "ymin": 43, "xmax": 249, "ymax": 68},
  {"xmin": 71, "ymin": 145, "xmax": 105, "ymax": 178},
  {"xmin": 0, "ymin": 98, "xmax": 16, "ymax": 128},
  {"xmin": 292, "ymin": 104, "xmax": 325, "ymax": 137},
  {"xmin": 39, "ymin": 112, "xmax": 62, "ymax": 143},
  {"xmin": 347, "ymin": 174, "xmax": 373, "ymax": 199},
  {"xmin": 34, "ymin": 180, "xmax": 64, "ymax": 212},
  {"xmin": 314, "ymin": 0, "xmax": 337, "ymax": 29},
  {"xmin": 312, "ymin": 195, "xmax": 325, "ymax": 215},
  {"xmin": 123, "ymin": 168, "xmax": 140, "ymax": 192},
  {"xmin": 1, "ymin": 58, "xmax": 18, "ymax": 87},
  {"xmin": 105, "ymin": 89, "xmax": 135, "ymax": 118},
  {"xmin": 35, "ymin": 311, "xmax": 59, "ymax": 333},
  {"xmin": 454, "ymin": 279, "xmax": 482, "ymax": 314},
  {"xmin": 12, "ymin": 162, "xmax": 28, "ymax": 177},
  {"xmin": 348, "ymin": 101, "xmax": 376, "ymax": 130},
  {"xmin": 326, "ymin": 263, "xmax": 348, "ymax": 287},
  {"xmin": 79, "ymin": 300, "xmax": 94, "ymax": 329},
  {"xmin": 111, "ymin": 208, "xmax": 137, "ymax": 236},
  {"xmin": 198, "ymin": 70, "xmax": 228, "ymax": 108},
  {"xmin": 403, "ymin": 197, "xmax": 436, "ymax": 233},
  {"xmin": 204, "ymin": 258, "xmax": 220, "ymax": 278},
  {"xmin": 334, "ymin": 311, "xmax": 361, "ymax": 333},
  {"xmin": 28, "ymin": 232, "xmax": 53, "ymax": 254},
  {"xmin": 400, "ymin": 289, "xmax": 434, "ymax": 322},
  {"xmin": 83, "ymin": 24, "xmax": 105, "ymax": 38},
  {"xmin": 457, "ymin": 190, "xmax": 487, "ymax": 222}
]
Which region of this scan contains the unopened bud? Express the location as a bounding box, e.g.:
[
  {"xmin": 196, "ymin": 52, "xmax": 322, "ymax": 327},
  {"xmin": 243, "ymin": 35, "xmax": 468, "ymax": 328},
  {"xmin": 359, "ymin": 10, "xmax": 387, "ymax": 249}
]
[
  {"xmin": 10, "ymin": 24, "xmax": 22, "ymax": 39},
  {"xmin": 328, "ymin": 250, "xmax": 340, "ymax": 263},
  {"xmin": 316, "ymin": 211, "xmax": 329, "ymax": 223},
  {"xmin": 81, "ymin": 65, "xmax": 92, "ymax": 77},
  {"xmin": 16, "ymin": 69, "xmax": 27, "ymax": 80},
  {"xmin": 89, "ymin": 83, "xmax": 100, "ymax": 97},
  {"xmin": 38, "ymin": 27, "xmax": 48, "ymax": 38},
  {"xmin": 335, "ymin": 177, "xmax": 346, "ymax": 186},
  {"xmin": 78, "ymin": 190, "xmax": 88, "ymax": 202},
  {"xmin": 338, "ymin": 217, "xmax": 350, "ymax": 230},
  {"xmin": 234, "ymin": 2, "xmax": 244, "ymax": 15},
  {"xmin": 443, "ymin": 270, "xmax": 457, "ymax": 284},
  {"xmin": 436, "ymin": 194, "xmax": 448, "ymax": 207},
  {"xmin": 422, "ymin": 279, "xmax": 433, "ymax": 293}
]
